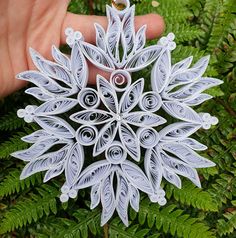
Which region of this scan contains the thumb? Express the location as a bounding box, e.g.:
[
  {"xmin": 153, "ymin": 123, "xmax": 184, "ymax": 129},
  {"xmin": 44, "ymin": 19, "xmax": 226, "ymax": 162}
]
[{"xmin": 61, "ymin": 13, "xmax": 165, "ymax": 44}]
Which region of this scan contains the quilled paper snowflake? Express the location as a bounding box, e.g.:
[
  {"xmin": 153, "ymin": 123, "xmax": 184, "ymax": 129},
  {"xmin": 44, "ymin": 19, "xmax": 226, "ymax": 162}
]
[{"xmin": 12, "ymin": 0, "xmax": 223, "ymax": 226}]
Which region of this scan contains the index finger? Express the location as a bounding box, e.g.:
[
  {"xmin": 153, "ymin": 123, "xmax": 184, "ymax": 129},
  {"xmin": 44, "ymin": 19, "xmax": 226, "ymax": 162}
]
[{"xmin": 61, "ymin": 13, "xmax": 165, "ymax": 44}]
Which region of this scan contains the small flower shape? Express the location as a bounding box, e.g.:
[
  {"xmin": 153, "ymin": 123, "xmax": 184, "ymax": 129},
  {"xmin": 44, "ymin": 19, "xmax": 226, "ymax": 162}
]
[
  {"xmin": 158, "ymin": 33, "xmax": 176, "ymax": 50},
  {"xmin": 70, "ymin": 71, "xmax": 166, "ymax": 162},
  {"xmin": 200, "ymin": 113, "xmax": 219, "ymax": 129},
  {"xmin": 17, "ymin": 105, "xmax": 36, "ymax": 123},
  {"xmin": 65, "ymin": 27, "xmax": 83, "ymax": 47}
]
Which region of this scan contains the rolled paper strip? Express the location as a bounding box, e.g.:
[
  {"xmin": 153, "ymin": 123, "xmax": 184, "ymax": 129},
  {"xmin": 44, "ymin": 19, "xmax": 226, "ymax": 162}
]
[
  {"xmin": 24, "ymin": 114, "xmax": 35, "ymax": 123},
  {"xmin": 202, "ymin": 122, "xmax": 211, "ymax": 130},
  {"xmin": 159, "ymin": 36, "xmax": 168, "ymax": 46},
  {"xmin": 202, "ymin": 113, "xmax": 211, "ymax": 122},
  {"xmin": 168, "ymin": 42, "xmax": 176, "ymax": 51},
  {"xmin": 68, "ymin": 189, "xmax": 78, "ymax": 199},
  {"xmin": 110, "ymin": 70, "xmax": 131, "ymax": 92},
  {"xmin": 60, "ymin": 193, "xmax": 69, "ymax": 203},
  {"xmin": 25, "ymin": 105, "xmax": 36, "ymax": 114},
  {"xmin": 61, "ymin": 185, "xmax": 70, "ymax": 194},
  {"xmin": 17, "ymin": 109, "xmax": 26, "ymax": 118},
  {"xmin": 76, "ymin": 125, "xmax": 98, "ymax": 146},
  {"xmin": 137, "ymin": 127, "xmax": 159, "ymax": 149},
  {"xmin": 158, "ymin": 197, "xmax": 167, "ymax": 206},
  {"xmin": 74, "ymin": 31, "xmax": 83, "ymax": 40},
  {"xmin": 105, "ymin": 141, "xmax": 127, "ymax": 164},
  {"xmin": 167, "ymin": 33, "xmax": 175, "ymax": 41},
  {"xmin": 65, "ymin": 27, "xmax": 74, "ymax": 36},
  {"xmin": 66, "ymin": 36, "xmax": 74, "ymax": 46},
  {"xmin": 139, "ymin": 91, "xmax": 162, "ymax": 112},
  {"xmin": 211, "ymin": 116, "xmax": 219, "ymax": 125},
  {"xmin": 149, "ymin": 193, "xmax": 164, "ymax": 203},
  {"xmin": 78, "ymin": 88, "xmax": 100, "ymax": 109}
]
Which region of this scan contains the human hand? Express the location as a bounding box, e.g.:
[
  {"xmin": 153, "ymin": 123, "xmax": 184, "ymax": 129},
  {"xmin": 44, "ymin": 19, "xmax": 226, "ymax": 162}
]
[{"xmin": 0, "ymin": 0, "xmax": 164, "ymax": 98}]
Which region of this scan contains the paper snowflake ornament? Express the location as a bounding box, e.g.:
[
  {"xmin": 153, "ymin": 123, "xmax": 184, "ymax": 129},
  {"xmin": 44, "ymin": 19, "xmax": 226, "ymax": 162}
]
[{"xmin": 12, "ymin": 0, "xmax": 222, "ymax": 226}]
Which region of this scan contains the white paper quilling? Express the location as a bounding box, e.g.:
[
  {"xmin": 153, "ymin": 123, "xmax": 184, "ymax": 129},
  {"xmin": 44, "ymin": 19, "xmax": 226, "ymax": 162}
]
[{"xmin": 12, "ymin": 0, "xmax": 223, "ymax": 227}]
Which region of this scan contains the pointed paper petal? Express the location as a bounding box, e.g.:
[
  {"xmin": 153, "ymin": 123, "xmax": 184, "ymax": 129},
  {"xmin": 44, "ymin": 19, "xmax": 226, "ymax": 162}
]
[
  {"xmin": 134, "ymin": 25, "xmax": 147, "ymax": 52},
  {"xmin": 116, "ymin": 171, "xmax": 130, "ymax": 226},
  {"xmin": 106, "ymin": 6, "xmax": 122, "ymax": 64},
  {"xmin": 20, "ymin": 145, "xmax": 70, "ymax": 179},
  {"xmin": 181, "ymin": 138, "xmax": 207, "ymax": 151},
  {"xmin": 95, "ymin": 23, "xmax": 106, "ymax": 51},
  {"xmin": 65, "ymin": 142, "xmax": 84, "ymax": 187},
  {"xmin": 35, "ymin": 98, "xmax": 78, "ymax": 115},
  {"xmin": 75, "ymin": 161, "xmax": 111, "ymax": 189},
  {"xmin": 162, "ymin": 143, "xmax": 215, "ymax": 168},
  {"xmin": 159, "ymin": 122, "xmax": 201, "ymax": 141},
  {"xmin": 30, "ymin": 48, "xmax": 75, "ymax": 86},
  {"xmin": 91, "ymin": 183, "xmax": 101, "ymax": 209},
  {"xmin": 17, "ymin": 71, "xmax": 76, "ymax": 96},
  {"xmin": 70, "ymin": 109, "xmax": 113, "ymax": 125},
  {"xmin": 21, "ymin": 130, "xmax": 52, "ymax": 143},
  {"xmin": 71, "ymin": 42, "xmax": 88, "ymax": 89},
  {"xmin": 144, "ymin": 148, "xmax": 163, "ymax": 192},
  {"xmin": 123, "ymin": 112, "xmax": 166, "ymax": 127},
  {"xmin": 12, "ymin": 137, "xmax": 67, "ymax": 161},
  {"xmin": 81, "ymin": 41, "xmax": 115, "ymax": 71},
  {"xmin": 101, "ymin": 172, "xmax": 116, "ymax": 226},
  {"xmin": 119, "ymin": 122, "xmax": 140, "ymax": 161},
  {"xmin": 125, "ymin": 45, "xmax": 162, "ymax": 72},
  {"xmin": 162, "ymin": 101, "xmax": 202, "ymax": 123},
  {"xmin": 97, "ymin": 75, "xmax": 118, "ymax": 113},
  {"xmin": 44, "ymin": 162, "xmax": 65, "ymax": 182},
  {"xmin": 129, "ymin": 185, "xmax": 140, "ymax": 212},
  {"xmin": 171, "ymin": 56, "xmax": 193, "ymax": 75},
  {"xmin": 160, "ymin": 150, "xmax": 201, "ymax": 188},
  {"xmin": 52, "ymin": 45, "xmax": 70, "ymax": 70},
  {"xmin": 93, "ymin": 121, "xmax": 118, "ymax": 156},
  {"xmin": 119, "ymin": 78, "xmax": 144, "ymax": 114},
  {"xmin": 122, "ymin": 161, "xmax": 153, "ymax": 194},
  {"xmin": 25, "ymin": 87, "xmax": 53, "ymax": 101},
  {"xmin": 169, "ymin": 56, "xmax": 210, "ymax": 85},
  {"xmin": 34, "ymin": 116, "xmax": 75, "ymax": 139},
  {"xmin": 163, "ymin": 167, "xmax": 182, "ymax": 189},
  {"xmin": 151, "ymin": 50, "xmax": 171, "ymax": 93}
]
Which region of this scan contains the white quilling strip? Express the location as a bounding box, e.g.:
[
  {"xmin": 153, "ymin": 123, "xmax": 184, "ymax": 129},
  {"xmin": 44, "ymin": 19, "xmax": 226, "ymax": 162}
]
[
  {"xmin": 119, "ymin": 78, "xmax": 144, "ymax": 114},
  {"xmin": 110, "ymin": 70, "xmax": 131, "ymax": 92},
  {"xmin": 123, "ymin": 112, "xmax": 166, "ymax": 127},
  {"xmin": 17, "ymin": 71, "xmax": 76, "ymax": 97},
  {"xmin": 78, "ymin": 88, "xmax": 100, "ymax": 109},
  {"xmin": 116, "ymin": 170, "xmax": 130, "ymax": 226},
  {"xmin": 139, "ymin": 91, "xmax": 162, "ymax": 112},
  {"xmin": 13, "ymin": 0, "xmax": 222, "ymax": 227},
  {"xmin": 34, "ymin": 98, "xmax": 78, "ymax": 115},
  {"xmin": 162, "ymin": 101, "xmax": 202, "ymax": 123},
  {"xmin": 76, "ymin": 125, "xmax": 98, "ymax": 146},
  {"xmin": 11, "ymin": 137, "xmax": 67, "ymax": 161},
  {"xmin": 21, "ymin": 130, "xmax": 52, "ymax": 143},
  {"xmin": 105, "ymin": 141, "xmax": 127, "ymax": 164},
  {"xmin": 137, "ymin": 128, "xmax": 160, "ymax": 149},
  {"xmin": 119, "ymin": 122, "xmax": 140, "ymax": 162},
  {"xmin": 52, "ymin": 45, "xmax": 71, "ymax": 70},
  {"xmin": 25, "ymin": 87, "xmax": 54, "ymax": 102},
  {"xmin": 71, "ymin": 42, "xmax": 88, "ymax": 90}
]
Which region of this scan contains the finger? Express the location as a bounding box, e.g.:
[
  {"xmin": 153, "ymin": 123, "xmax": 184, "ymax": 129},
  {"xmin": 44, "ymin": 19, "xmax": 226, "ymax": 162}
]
[{"xmin": 61, "ymin": 13, "xmax": 165, "ymax": 44}]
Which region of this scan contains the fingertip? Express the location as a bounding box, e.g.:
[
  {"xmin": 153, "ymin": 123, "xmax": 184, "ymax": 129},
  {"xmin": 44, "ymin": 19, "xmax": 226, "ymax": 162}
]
[{"xmin": 136, "ymin": 14, "xmax": 165, "ymax": 40}]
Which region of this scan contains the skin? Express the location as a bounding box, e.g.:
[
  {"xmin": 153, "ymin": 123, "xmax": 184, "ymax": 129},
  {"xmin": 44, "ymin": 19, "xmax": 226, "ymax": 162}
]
[{"xmin": 0, "ymin": 0, "xmax": 165, "ymax": 98}]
